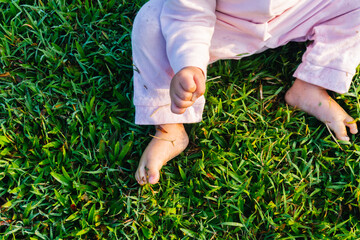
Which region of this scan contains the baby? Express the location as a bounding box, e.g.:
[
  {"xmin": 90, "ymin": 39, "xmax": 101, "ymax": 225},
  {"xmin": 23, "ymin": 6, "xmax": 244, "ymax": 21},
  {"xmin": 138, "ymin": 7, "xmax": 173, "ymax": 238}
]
[{"xmin": 131, "ymin": 0, "xmax": 360, "ymax": 185}]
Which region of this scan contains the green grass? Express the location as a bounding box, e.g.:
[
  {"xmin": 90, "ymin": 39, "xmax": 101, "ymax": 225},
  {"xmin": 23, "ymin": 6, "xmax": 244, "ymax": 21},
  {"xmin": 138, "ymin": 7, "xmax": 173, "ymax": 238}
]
[{"xmin": 0, "ymin": 0, "xmax": 360, "ymax": 239}]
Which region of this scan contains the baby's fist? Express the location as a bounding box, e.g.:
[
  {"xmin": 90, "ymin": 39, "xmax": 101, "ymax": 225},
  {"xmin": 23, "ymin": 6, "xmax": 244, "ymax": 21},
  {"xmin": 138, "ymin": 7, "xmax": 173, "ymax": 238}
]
[{"xmin": 170, "ymin": 66, "xmax": 205, "ymax": 114}]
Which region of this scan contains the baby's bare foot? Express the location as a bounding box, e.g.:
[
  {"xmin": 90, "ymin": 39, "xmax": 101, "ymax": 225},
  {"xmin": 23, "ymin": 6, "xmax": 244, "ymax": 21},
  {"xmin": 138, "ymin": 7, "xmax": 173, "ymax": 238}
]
[
  {"xmin": 285, "ymin": 79, "xmax": 358, "ymax": 141},
  {"xmin": 135, "ymin": 124, "xmax": 189, "ymax": 185}
]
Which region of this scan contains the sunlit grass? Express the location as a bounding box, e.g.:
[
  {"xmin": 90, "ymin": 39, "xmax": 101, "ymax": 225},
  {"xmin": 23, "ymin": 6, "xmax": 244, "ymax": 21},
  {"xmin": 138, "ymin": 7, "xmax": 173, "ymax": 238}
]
[{"xmin": 0, "ymin": 0, "xmax": 360, "ymax": 239}]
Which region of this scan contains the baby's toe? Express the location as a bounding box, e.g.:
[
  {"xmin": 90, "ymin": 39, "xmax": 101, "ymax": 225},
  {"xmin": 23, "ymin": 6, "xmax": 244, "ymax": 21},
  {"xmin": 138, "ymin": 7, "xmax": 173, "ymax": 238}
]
[
  {"xmin": 337, "ymin": 135, "xmax": 350, "ymax": 142},
  {"xmin": 135, "ymin": 166, "xmax": 147, "ymax": 185},
  {"xmin": 330, "ymin": 121, "xmax": 349, "ymax": 141},
  {"xmin": 344, "ymin": 117, "xmax": 358, "ymax": 135},
  {"xmin": 147, "ymin": 168, "xmax": 160, "ymax": 185}
]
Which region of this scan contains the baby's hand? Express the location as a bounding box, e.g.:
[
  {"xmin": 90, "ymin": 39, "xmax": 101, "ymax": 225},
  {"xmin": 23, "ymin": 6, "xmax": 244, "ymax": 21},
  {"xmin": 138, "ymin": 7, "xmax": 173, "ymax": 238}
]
[{"xmin": 170, "ymin": 66, "xmax": 205, "ymax": 114}]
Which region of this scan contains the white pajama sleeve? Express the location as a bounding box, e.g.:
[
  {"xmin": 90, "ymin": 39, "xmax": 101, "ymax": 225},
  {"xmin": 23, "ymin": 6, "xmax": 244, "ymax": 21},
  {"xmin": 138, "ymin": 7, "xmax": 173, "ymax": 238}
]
[{"xmin": 160, "ymin": 0, "xmax": 217, "ymax": 74}]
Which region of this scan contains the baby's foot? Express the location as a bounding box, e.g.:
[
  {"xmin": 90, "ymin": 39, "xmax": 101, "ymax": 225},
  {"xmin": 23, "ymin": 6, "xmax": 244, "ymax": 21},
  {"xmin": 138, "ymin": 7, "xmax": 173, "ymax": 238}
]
[
  {"xmin": 135, "ymin": 124, "xmax": 189, "ymax": 185},
  {"xmin": 285, "ymin": 79, "xmax": 358, "ymax": 141}
]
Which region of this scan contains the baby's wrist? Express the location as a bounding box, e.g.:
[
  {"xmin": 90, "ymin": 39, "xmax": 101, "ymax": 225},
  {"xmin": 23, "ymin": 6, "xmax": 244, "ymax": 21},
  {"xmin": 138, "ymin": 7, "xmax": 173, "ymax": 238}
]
[{"xmin": 180, "ymin": 66, "xmax": 205, "ymax": 77}]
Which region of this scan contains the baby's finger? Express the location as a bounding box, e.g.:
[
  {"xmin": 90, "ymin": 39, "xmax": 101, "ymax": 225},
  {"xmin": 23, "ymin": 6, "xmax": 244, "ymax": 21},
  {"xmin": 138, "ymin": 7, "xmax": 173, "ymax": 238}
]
[
  {"xmin": 171, "ymin": 102, "xmax": 186, "ymax": 114},
  {"xmin": 180, "ymin": 78, "xmax": 197, "ymax": 93},
  {"xmin": 192, "ymin": 72, "xmax": 206, "ymax": 100},
  {"xmin": 176, "ymin": 91, "xmax": 193, "ymax": 101},
  {"xmin": 173, "ymin": 94, "xmax": 194, "ymax": 108}
]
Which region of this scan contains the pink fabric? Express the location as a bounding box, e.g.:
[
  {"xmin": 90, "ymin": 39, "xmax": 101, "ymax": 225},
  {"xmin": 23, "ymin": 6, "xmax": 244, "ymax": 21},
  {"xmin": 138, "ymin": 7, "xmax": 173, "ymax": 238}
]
[{"xmin": 132, "ymin": 0, "xmax": 360, "ymax": 125}]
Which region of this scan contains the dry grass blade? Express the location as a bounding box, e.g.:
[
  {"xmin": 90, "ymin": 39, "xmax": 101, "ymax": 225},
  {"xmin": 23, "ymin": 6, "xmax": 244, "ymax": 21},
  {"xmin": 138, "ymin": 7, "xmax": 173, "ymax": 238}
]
[
  {"xmin": 325, "ymin": 122, "xmax": 343, "ymax": 150},
  {"xmin": 149, "ymin": 134, "xmax": 175, "ymax": 146}
]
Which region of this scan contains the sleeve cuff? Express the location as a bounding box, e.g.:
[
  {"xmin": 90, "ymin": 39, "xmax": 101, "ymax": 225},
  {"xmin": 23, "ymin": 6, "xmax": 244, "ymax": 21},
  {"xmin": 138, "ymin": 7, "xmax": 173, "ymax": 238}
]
[{"xmin": 172, "ymin": 53, "xmax": 209, "ymax": 76}]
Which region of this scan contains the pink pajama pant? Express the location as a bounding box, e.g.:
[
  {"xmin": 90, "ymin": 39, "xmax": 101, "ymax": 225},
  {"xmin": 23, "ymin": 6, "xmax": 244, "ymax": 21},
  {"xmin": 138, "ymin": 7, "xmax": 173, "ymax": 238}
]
[{"xmin": 132, "ymin": 0, "xmax": 360, "ymax": 125}]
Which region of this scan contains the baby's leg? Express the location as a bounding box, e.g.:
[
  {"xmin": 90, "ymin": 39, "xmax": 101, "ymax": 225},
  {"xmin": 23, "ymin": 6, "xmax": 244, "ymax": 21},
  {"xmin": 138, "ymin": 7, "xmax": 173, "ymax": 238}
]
[
  {"xmin": 285, "ymin": 79, "xmax": 358, "ymax": 141},
  {"xmin": 286, "ymin": 3, "xmax": 360, "ymax": 141},
  {"xmin": 132, "ymin": 0, "xmax": 204, "ymax": 185}
]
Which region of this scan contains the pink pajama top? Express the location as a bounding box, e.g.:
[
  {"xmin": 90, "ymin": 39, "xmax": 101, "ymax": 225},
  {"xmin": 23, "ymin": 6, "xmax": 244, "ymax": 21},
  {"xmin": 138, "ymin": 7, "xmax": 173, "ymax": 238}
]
[
  {"xmin": 161, "ymin": 0, "xmax": 298, "ymax": 73},
  {"xmin": 160, "ymin": 0, "xmax": 360, "ymax": 93}
]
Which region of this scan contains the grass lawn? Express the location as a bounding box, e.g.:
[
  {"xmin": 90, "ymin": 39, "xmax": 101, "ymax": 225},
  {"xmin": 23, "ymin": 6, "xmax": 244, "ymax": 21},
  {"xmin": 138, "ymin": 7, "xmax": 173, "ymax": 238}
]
[{"xmin": 1, "ymin": 0, "xmax": 360, "ymax": 239}]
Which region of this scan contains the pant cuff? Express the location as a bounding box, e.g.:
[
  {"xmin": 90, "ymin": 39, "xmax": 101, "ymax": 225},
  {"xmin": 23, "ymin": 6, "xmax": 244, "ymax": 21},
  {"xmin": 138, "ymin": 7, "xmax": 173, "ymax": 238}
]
[
  {"xmin": 293, "ymin": 61, "xmax": 354, "ymax": 94},
  {"xmin": 135, "ymin": 100, "xmax": 205, "ymax": 125}
]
